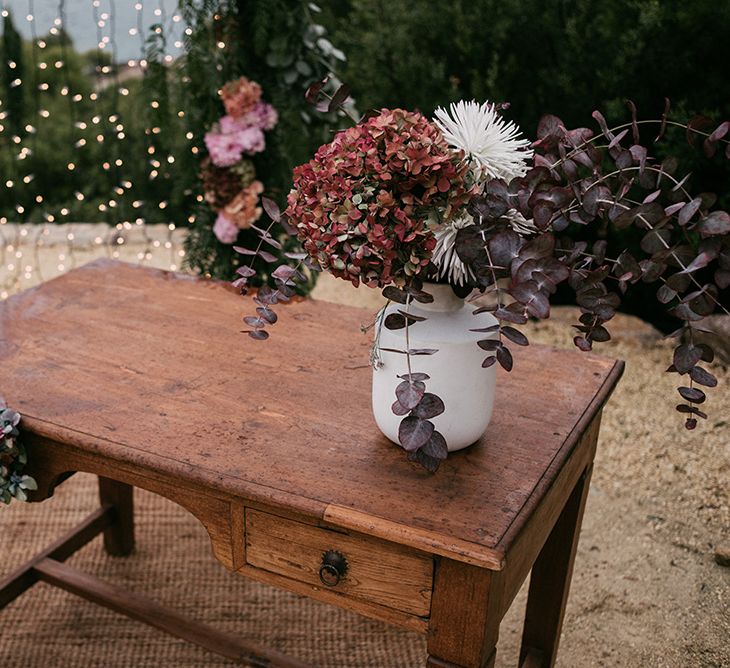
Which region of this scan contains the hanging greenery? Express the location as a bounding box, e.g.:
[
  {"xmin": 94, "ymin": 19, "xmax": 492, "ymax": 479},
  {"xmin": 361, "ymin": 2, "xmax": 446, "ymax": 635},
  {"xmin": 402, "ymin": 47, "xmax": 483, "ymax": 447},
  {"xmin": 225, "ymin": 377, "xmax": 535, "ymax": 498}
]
[{"xmin": 173, "ymin": 0, "xmax": 347, "ymax": 282}]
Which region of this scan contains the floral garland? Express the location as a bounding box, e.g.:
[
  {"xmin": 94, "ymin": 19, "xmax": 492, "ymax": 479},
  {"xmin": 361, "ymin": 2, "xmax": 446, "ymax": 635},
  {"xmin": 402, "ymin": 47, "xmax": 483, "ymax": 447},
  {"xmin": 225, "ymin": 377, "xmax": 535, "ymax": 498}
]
[
  {"xmin": 0, "ymin": 400, "xmax": 37, "ymax": 504},
  {"xmin": 202, "ymin": 77, "xmax": 278, "ymax": 245}
]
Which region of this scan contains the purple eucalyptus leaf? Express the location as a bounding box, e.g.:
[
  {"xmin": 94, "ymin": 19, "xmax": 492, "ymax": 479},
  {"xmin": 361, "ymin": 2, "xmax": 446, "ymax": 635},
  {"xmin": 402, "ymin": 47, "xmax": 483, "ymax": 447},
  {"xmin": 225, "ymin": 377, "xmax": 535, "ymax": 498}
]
[
  {"xmin": 243, "ymin": 316, "xmax": 268, "ymax": 328},
  {"xmin": 678, "ymin": 198, "xmax": 703, "ymax": 226},
  {"xmin": 482, "ymin": 356, "xmax": 497, "ymax": 368},
  {"xmin": 382, "ymin": 286, "xmax": 408, "ymax": 304},
  {"xmin": 496, "ymin": 345, "xmax": 514, "ymax": 371},
  {"xmin": 397, "ymin": 309, "xmax": 427, "ymax": 323},
  {"xmin": 256, "ymin": 307, "xmax": 277, "ymax": 324},
  {"xmin": 420, "ymin": 430, "xmax": 448, "ymax": 460},
  {"xmin": 407, "ymin": 448, "xmax": 442, "ymax": 473},
  {"xmin": 574, "ymin": 336, "xmax": 592, "ymax": 351},
  {"xmin": 494, "ymin": 304, "xmax": 528, "ymax": 324},
  {"xmin": 236, "ymin": 266, "xmax": 256, "ymax": 277},
  {"xmin": 398, "ymin": 372, "xmax": 430, "ymax": 381},
  {"xmin": 697, "ymin": 211, "xmax": 730, "ymax": 238},
  {"xmin": 698, "ymin": 344, "xmax": 715, "ymax": 363},
  {"xmin": 673, "ymin": 343, "xmax": 702, "ymax": 374},
  {"xmin": 246, "ymin": 330, "xmax": 269, "ymax": 340},
  {"xmin": 487, "ymin": 229, "xmax": 523, "ymax": 269},
  {"xmin": 304, "ymin": 77, "xmax": 328, "ymax": 104},
  {"xmin": 677, "ymin": 386, "xmax": 706, "ymax": 404},
  {"xmin": 608, "ymin": 128, "xmax": 629, "ymax": 149},
  {"xmin": 668, "ymin": 303, "xmax": 704, "ymax": 322},
  {"xmin": 501, "ymin": 326, "xmax": 529, "ymax": 346},
  {"xmin": 689, "ymin": 366, "xmax": 717, "ymax": 388},
  {"xmin": 411, "ymin": 394, "xmax": 446, "ymax": 419},
  {"xmin": 396, "ymin": 380, "xmax": 426, "ymax": 410},
  {"xmin": 398, "ymin": 416, "xmax": 435, "ymax": 452},
  {"xmin": 272, "ymin": 265, "xmax": 298, "ymax": 281},
  {"xmin": 261, "ymin": 197, "xmax": 281, "ymax": 222},
  {"xmin": 258, "ymin": 249, "xmax": 278, "ymax": 263},
  {"xmin": 384, "ymin": 313, "xmax": 406, "ymax": 330},
  {"xmin": 328, "ymin": 83, "xmax": 351, "ymax": 112},
  {"xmin": 233, "ymin": 246, "xmax": 257, "ymax": 256}
]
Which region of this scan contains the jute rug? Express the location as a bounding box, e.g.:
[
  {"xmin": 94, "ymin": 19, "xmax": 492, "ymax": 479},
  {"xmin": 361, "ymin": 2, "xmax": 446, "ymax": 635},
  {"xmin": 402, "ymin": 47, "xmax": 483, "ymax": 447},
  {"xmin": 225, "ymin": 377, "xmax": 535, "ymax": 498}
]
[{"xmin": 0, "ymin": 472, "xmax": 528, "ymax": 668}]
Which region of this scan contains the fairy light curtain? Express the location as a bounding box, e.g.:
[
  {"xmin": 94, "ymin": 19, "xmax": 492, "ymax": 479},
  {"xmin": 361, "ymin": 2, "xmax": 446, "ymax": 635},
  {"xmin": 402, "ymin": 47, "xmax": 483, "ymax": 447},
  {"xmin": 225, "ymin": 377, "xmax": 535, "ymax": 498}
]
[{"xmin": 0, "ymin": 0, "xmax": 190, "ymax": 297}]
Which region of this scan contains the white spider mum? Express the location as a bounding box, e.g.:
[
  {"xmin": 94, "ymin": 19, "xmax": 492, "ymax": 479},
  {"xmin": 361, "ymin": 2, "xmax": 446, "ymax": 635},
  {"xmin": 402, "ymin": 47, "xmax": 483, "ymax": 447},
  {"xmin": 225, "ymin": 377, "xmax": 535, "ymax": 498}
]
[
  {"xmin": 434, "ymin": 100, "xmax": 533, "ymax": 182},
  {"xmin": 431, "ymin": 209, "xmax": 539, "ymax": 286},
  {"xmin": 431, "ymin": 213, "xmax": 476, "ymax": 287},
  {"xmin": 503, "ymin": 209, "xmax": 538, "ymax": 235}
]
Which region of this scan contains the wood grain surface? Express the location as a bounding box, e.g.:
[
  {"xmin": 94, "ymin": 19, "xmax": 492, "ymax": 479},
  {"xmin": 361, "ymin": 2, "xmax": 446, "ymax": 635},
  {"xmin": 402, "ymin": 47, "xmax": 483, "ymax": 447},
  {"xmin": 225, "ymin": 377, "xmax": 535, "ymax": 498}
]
[
  {"xmin": 1, "ymin": 260, "xmax": 623, "ymax": 568},
  {"xmin": 245, "ymin": 508, "xmax": 433, "ymax": 616}
]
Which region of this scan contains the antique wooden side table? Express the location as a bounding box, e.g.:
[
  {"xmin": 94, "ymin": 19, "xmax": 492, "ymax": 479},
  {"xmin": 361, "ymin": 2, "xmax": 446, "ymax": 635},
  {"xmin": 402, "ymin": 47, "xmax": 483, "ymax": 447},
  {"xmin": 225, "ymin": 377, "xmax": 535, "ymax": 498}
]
[{"xmin": 0, "ymin": 260, "xmax": 623, "ymax": 668}]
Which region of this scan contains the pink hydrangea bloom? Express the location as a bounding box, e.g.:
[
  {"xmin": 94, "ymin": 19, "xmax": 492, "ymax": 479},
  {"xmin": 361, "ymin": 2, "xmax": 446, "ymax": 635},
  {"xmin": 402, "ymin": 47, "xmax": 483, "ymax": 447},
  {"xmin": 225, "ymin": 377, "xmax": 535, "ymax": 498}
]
[
  {"xmin": 242, "ymin": 103, "xmax": 278, "ymax": 131},
  {"xmin": 220, "ymin": 103, "xmax": 278, "ymax": 134},
  {"xmin": 213, "ymin": 212, "xmax": 240, "ymax": 244},
  {"xmin": 219, "ymin": 115, "xmax": 245, "ymax": 135},
  {"xmin": 236, "ymin": 126, "xmax": 266, "ymax": 155},
  {"xmin": 204, "ymin": 131, "xmax": 244, "ymax": 167}
]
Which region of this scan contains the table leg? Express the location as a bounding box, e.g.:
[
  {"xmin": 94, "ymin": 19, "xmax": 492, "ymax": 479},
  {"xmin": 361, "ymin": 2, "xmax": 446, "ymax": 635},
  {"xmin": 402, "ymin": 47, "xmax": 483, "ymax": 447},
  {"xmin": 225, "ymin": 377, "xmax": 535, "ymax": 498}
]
[
  {"xmin": 98, "ymin": 477, "xmax": 135, "ymax": 556},
  {"xmin": 519, "ymin": 464, "xmax": 593, "ymax": 668},
  {"xmin": 426, "ymin": 559, "xmax": 503, "ymax": 668}
]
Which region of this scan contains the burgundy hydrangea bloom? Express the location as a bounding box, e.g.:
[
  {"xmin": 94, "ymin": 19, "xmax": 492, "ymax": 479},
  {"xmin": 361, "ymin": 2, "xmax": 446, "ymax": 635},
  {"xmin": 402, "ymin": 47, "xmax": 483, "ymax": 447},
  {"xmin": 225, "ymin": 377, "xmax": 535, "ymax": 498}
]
[{"xmin": 286, "ymin": 108, "xmax": 475, "ymax": 287}]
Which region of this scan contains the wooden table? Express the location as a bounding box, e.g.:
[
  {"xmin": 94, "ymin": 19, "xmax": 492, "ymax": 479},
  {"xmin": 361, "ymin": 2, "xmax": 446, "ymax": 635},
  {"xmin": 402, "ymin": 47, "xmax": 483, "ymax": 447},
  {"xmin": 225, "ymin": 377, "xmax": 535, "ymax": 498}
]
[{"xmin": 0, "ymin": 260, "xmax": 623, "ymax": 668}]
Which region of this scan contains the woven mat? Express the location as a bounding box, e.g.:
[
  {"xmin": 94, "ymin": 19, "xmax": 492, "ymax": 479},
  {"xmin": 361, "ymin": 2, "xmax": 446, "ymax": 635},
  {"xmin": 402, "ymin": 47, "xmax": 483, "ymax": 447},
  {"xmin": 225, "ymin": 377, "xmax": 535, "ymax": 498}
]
[{"xmin": 0, "ymin": 473, "xmax": 529, "ymax": 668}]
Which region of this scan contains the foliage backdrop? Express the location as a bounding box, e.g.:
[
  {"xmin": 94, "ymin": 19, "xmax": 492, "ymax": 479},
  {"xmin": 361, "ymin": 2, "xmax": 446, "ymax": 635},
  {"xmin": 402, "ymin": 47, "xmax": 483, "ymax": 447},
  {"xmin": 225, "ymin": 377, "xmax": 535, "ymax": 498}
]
[{"xmin": 318, "ymin": 0, "xmax": 730, "ymax": 326}]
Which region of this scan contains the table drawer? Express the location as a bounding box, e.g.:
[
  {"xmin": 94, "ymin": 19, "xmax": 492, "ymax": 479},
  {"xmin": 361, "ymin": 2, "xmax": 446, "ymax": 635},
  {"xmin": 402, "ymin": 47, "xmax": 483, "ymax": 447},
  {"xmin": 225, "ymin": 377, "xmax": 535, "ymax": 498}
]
[{"xmin": 245, "ymin": 508, "xmax": 433, "ymax": 617}]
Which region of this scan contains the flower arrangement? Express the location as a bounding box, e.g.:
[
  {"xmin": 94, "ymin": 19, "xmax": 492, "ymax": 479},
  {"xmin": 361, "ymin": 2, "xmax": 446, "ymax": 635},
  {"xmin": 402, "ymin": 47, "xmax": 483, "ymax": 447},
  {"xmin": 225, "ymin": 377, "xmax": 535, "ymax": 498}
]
[
  {"xmin": 287, "ymin": 108, "xmax": 475, "ymax": 288},
  {"xmin": 0, "ymin": 400, "xmax": 37, "ymax": 504},
  {"xmin": 201, "ymin": 77, "xmax": 278, "ymax": 244},
  {"xmin": 232, "ymin": 80, "xmax": 729, "ymax": 471}
]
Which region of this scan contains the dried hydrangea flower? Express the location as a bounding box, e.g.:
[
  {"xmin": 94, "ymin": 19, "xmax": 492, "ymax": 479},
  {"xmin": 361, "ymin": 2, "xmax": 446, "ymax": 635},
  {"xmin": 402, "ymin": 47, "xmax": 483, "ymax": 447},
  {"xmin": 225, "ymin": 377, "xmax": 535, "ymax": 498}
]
[{"xmin": 287, "ymin": 108, "xmax": 476, "ymax": 287}]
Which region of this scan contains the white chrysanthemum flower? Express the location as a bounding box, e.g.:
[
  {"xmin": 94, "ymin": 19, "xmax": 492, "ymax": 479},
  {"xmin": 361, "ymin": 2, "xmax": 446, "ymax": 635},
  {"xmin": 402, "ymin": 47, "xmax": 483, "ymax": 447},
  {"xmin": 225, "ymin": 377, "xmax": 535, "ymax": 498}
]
[
  {"xmin": 433, "ymin": 100, "xmax": 533, "ymax": 182},
  {"xmin": 503, "ymin": 209, "xmax": 538, "ymax": 235},
  {"xmin": 431, "ymin": 213, "xmax": 476, "ymax": 287},
  {"xmin": 431, "ymin": 209, "xmax": 539, "ymax": 286}
]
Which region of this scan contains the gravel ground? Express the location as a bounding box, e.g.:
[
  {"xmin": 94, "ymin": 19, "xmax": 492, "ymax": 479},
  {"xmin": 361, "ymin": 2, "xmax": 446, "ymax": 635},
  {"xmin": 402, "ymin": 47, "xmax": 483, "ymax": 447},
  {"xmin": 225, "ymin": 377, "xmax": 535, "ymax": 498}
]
[
  {"xmin": 0, "ymin": 222, "xmax": 186, "ymax": 299},
  {"xmin": 2, "ymin": 234, "xmax": 728, "ymax": 667}
]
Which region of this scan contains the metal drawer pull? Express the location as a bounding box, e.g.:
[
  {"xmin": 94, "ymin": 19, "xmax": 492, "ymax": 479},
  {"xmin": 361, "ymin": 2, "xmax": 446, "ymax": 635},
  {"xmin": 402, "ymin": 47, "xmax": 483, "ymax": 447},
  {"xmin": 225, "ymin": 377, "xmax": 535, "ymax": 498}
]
[{"xmin": 319, "ymin": 550, "xmax": 348, "ymax": 586}]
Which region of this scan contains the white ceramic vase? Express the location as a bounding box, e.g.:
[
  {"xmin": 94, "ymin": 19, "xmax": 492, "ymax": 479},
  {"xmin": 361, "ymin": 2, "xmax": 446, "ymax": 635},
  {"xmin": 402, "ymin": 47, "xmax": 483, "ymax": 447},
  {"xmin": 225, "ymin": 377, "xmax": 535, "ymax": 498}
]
[{"xmin": 372, "ymin": 283, "xmax": 498, "ymax": 451}]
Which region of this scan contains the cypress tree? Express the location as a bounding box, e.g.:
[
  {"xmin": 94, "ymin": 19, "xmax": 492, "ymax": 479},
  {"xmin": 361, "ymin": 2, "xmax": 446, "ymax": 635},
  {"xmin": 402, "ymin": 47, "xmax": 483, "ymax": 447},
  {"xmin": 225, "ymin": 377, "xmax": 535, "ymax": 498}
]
[{"xmin": 1, "ymin": 11, "xmax": 25, "ymax": 137}]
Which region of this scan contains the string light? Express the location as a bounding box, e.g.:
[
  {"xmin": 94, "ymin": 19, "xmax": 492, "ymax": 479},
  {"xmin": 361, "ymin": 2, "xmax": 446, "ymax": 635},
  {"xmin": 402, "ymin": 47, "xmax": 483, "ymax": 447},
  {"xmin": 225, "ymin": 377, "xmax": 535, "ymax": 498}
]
[{"xmin": 0, "ymin": 0, "xmax": 189, "ymax": 297}]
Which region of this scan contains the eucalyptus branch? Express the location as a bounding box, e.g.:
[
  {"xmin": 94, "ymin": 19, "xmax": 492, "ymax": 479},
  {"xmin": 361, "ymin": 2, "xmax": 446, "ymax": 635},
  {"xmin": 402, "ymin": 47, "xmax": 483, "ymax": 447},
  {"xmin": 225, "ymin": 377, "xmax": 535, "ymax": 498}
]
[{"xmin": 548, "ymin": 117, "xmax": 730, "ymax": 172}]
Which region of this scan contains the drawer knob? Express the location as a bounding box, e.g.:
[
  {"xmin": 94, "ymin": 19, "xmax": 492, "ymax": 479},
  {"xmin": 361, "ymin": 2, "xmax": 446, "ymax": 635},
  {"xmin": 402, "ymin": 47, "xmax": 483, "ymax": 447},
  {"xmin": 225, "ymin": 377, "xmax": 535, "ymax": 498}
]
[{"xmin": 319, "ymin": 550, "xmax": 348, "ymax": 587}]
